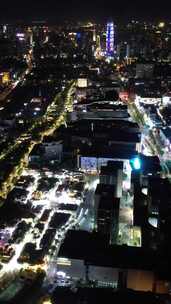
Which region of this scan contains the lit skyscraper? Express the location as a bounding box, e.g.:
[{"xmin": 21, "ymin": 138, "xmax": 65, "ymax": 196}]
[{"xmin": 106, "ymin": 21, "xmax": 115, "ymax": 56}]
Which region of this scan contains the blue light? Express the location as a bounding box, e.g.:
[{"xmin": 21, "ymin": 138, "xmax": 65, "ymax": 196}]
[
  {"xmin": 106, "ymin": 21, "xmax": 115, "ymax": 56},
  {"xmin": 77, "ymin": 32, "xmax": 81, "ymax": 40},
  {"xmin": 132, "ymin": 157, "xmax": 141, "ymax": 170}
]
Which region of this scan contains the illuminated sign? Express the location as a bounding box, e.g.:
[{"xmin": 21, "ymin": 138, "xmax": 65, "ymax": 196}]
[
  {"xmin": 16, "ymin": 33, "xmax": 25, "ymax": 38},
  {"xmin": 119, "ymin": 91, "xmax": 129, "ymax": 102},
  {"xmin": 163, "ymin": 96, "xmax": 171, "ymax": 105},
  {"xmin": 130, "ymin": 157, "xmax": 141, "ymax": 170},
  {"xmin": 158, "ymin": 22, "xmax": 165, "ymax": 28},
  {"xmin": 2, "ymin": 72, "xmax": 10, "ymax": 84},
  {"xmin": 57, "ymin": 258, "xmax": 71, "ymax": 266},
  {"xmin": 77, "ymin": 32, "xmax": 81, "ymax": 39},
  {"xmin": 106, "ymin": 21, "xmax": 115, "ymax": 56},
  {"xmin": 77, "ymin": 78, "xmax": 88, "ymax": 88},
  {"xmin": 80, "ymin": 157, "xmax": 117, "ymax": 171}
]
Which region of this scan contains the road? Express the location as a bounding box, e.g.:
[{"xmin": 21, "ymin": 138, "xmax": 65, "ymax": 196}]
[
  {"xmin": 0, "ymin": 46, "xmax": 33, "ymax": 103},
  {"xmin": 78, "ymin": 175, "xmax": 99, "ymax": 232},
  {"xmin": 0, "ymin": 81, "xmax": 76, "ymax": 200},
  {"xmin": 128, "ymin": 101, "xmax": 171, "ymax": 177}
]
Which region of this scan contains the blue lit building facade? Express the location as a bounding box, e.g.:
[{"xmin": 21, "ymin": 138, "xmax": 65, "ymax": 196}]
[{"xmin": 106, "ymin": 21, "xmax": 115, "ymax": 57}]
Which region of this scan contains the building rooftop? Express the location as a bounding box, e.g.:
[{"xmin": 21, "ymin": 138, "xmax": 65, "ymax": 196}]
[
  {"xmin": 95, "ymin": 183, "xmax": 115, "ymax": 196},
  {"xmin": 100, "ymin": 161, "xmax": 123, "ymax": 175},
  {"xmin": 71, "ymin": 129, "xmax": 141, "ymax": 143},
  {"xmin": 79, "ymin": 145, "xmax": 138, "ymax": 159},
  {"xmin": 52, "ymin": 287, "xmax": 170, "ymax": 304},
  {"xmin": 99, "ymin": 196, "xmax": 120, "ymax": 211},
  {"xmin": 58, "ymin": 230, "xmax": 158, "ymax": 271},
  {"xmin": 70, "ymin": 119, "xmax": 139, "ymax": 130}
]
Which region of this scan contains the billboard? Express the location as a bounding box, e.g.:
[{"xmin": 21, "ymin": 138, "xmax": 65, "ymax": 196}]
[
  {"xmin": 119, "ymin": 91, "xmax": 129, "ymax": 102},
  {"xmin": 80, "ymin": 157, "xmax": 116, "ymax": 171},
  {"xmin": 77, "ymin": 78, "xmax": 88, "ymax": 88},
  {"xmin": 2, "ymin": 72, "xmax": 10, "ymax": 84}
]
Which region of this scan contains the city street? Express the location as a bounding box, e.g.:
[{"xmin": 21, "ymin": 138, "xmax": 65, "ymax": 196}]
[{"xmin": 128, "ymin": 102, "xmax": 171, "ymax": 178}]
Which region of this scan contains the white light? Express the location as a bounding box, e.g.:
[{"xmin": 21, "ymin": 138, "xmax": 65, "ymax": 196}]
[
  {"xmin": 148, "ymin": 217, "xmax": 158, "ymax": 228},
  {"xmin": 16, "ymin": 33, "xmax": 25, "ymax": 38},
  {"xmin": 57, "ymin": 271, "xmax": 66, "ymax": 278}
]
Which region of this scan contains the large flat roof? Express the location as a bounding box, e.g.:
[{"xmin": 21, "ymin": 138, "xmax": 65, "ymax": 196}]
[
  {"xmin": 100, "ymin": 161, "xmax": 123, "ymax": 174},
  {"xmin": 79, "ymin": 145, "xmax": 138, "ymax": 159},
  {"xmin": 52, "ymin": 287, "xmax": 169, "ymax": 304},
  {"xmin": 58, "ymin": 230, "xmax": 157, "ymax": 271}
]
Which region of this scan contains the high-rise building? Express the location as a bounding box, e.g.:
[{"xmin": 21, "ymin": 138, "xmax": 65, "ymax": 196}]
[
  {"xmin": 106, "ymin": 21, "xmax": 115, "ymax": 56},
  {"xmin": 136, "ymin": 63, "xmax": 154, "ymax": 79}
]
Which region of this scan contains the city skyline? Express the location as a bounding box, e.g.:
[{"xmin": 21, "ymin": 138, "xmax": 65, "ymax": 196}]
[{"xmin": 0, "ymin": 7, "xmax": 171, "ymax": 303}]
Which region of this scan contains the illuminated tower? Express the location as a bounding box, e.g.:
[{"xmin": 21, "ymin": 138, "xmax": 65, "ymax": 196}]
[
  {"xmin": 3, "ymin": 25, "xmax": 7, "ymax": 34},
  {"xmin": 93, "ymin": 28, "xmax": 96, "ymax": 42},
  {"xmin": 106, "ymin": 21, "xmax": 115, "ymax": 56},
  {"xmin": 27, "ymin": 27, "xmax": 33, "ymax": 46},
  {"xmin": 94, "ymin": 35, "xmax": 102, "ymax": 59}
]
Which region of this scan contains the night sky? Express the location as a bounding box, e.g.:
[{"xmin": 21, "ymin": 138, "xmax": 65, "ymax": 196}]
[{"xmin": 0, "ymin": 0, "xmax": 171, "ymax": 22}]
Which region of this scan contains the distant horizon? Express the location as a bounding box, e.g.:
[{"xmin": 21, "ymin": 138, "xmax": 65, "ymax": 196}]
[
  {"xmin": 0, "ymin": 17, "xmax": 171, "ymax": 26},
  {"xmin": 0, "ymin": 0, "xmax": 171, "ymax": 24}
]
